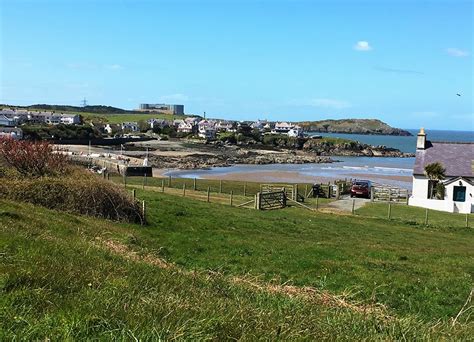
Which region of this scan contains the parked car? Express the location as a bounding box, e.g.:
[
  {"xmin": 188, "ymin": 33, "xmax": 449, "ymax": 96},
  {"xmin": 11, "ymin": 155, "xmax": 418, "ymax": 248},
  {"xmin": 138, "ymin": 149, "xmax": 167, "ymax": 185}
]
[{"xmin": 350, "ymin": 180, "xmax": 372, "ymax": 198}]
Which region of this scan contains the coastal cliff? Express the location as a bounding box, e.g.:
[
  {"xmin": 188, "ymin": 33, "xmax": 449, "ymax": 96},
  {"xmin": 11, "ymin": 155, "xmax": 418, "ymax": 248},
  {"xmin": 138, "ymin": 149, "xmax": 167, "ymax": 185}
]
[{"xmin": 298, "ymin": 119, "xmax": 412, "ymax": 136}]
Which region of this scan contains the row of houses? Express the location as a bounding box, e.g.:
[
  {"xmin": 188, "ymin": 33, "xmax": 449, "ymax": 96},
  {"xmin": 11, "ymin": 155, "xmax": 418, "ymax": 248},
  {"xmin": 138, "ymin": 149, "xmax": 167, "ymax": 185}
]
[
  {"xmin": 110, "ymin": 117, "xmax": 304, "ymax": 139},
  {"xmin": 0, "ymin": 108, "xmax": 81, "ymax": 126}
]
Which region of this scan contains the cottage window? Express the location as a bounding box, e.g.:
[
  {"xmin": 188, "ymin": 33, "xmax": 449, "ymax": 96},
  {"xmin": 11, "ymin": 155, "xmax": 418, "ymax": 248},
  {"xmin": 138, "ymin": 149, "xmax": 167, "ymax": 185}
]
[{"xmin": 453, "ymin": 186, "xmax": 466, "ymax": 202}]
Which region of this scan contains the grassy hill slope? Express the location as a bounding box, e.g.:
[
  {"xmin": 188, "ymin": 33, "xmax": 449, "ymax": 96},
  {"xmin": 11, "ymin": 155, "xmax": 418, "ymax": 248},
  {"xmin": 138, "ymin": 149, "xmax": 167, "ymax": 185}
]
[
  {"xmin": 299, "ymin": 119, "xmax": 412, "ymax": 136},
  {"xmin": 1, "ymin": 193, "xmax": 472, "ymax": 339}
]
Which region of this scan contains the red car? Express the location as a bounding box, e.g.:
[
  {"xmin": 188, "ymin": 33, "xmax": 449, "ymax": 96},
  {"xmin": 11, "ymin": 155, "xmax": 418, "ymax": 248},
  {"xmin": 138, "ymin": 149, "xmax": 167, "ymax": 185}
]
[{"xmin": 350, "ymin": 180, "xmax": 372, "ymax": 198}]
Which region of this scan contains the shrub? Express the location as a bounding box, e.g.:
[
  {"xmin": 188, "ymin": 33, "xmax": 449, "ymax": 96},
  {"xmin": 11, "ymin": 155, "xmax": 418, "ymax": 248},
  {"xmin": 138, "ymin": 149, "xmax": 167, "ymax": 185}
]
[
  {"xmin": 0, "ymin": 170, "xmax": 143, "ymax": 223},
  {"xmin": 0, "ymin": 138, "xmax": 69, "ymax": 177}
]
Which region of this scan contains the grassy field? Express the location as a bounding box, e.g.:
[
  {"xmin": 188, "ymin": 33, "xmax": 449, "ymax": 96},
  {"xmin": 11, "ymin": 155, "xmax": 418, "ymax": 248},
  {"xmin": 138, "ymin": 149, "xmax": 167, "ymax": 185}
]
[
  {"xmin": 357, "ymin": 202, "xmax": 473, "ymax": 230},
  {"xmin": 1, "ymin": 196, "xmax": 473, "ymax": 339},
  {"xmin": 79, "ymin": 112, "xmax": 188, "ymax": 124}
]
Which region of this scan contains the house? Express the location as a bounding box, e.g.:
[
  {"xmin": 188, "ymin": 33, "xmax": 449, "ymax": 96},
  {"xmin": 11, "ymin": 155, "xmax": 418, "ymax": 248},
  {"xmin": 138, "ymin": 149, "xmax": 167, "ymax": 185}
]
[
  {"xmin": 251, "ymin": 120, "xmax": 269, "ymax": 132},
  {"xmin": 271, "ymin": 122, "xmax": 293, "ymax": 134},
  {"xmin": 288, "ymin": 125, "xmax": 304, "ymax": 138},
  {"xmin": 197, "ymin": 120, "xmax": 216, "ymax": 139},
  {"xmin": 408, "ymin": 128, "xmax": 474, "ymax": 214},
  {"xmin": 59, "ymin": 114, "xmax": 81, "ymax": 125},
  {"xmin": 121, "ymin": 122, "xmax": 139, "ymax": 132},
  {"xmin": 177, "ymin": 120, "xmax": 195, "ymax": 134},
  {"xmin": 0, "ymin": 115, "xmax": 16, "ymax": 127},
  {"xmin": 215, "ymin": 120, "xmax": 234, "ymax": 132},
  {"xmin": 0, "ymin": 127, "xmax": 23, "ymax": 139},
  {"xmin": 147, "ymin": 118, "xmax": 169, "ymax": 130}
]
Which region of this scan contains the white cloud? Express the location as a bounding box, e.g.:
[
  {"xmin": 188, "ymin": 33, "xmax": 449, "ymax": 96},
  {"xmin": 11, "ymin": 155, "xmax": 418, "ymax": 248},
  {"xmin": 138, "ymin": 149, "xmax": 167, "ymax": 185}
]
[
  {"xmin": 291, "ymin": 98, "xmax": 352, "ymax": 109},
  {"xmin": 446, "ymin": 48, "xmax": 469, "ymax": 57},
  {"xmin": 354, "ymin": 41, "xmax": 372, "ymax": 51}
]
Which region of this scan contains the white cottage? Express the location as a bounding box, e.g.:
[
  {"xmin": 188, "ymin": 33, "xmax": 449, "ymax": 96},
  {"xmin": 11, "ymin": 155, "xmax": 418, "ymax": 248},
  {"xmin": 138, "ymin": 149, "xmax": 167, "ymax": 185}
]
[{"xmin": 408, "ymin": 128, "xmax": 474, "ymax": 214}]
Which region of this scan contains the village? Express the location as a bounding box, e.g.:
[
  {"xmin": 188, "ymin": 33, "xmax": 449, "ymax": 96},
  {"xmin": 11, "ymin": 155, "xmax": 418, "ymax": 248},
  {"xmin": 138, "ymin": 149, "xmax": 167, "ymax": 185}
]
[{"xmin": 0, "ymin": 105, "xmax": 304, "ymax": 141}]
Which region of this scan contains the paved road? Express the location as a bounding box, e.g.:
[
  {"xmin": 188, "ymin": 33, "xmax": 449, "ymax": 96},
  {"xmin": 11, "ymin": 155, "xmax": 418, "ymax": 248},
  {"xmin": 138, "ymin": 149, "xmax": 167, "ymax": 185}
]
[{"xmin": 323, "ymin": 195, "xmax": 370, "ymax": 212}]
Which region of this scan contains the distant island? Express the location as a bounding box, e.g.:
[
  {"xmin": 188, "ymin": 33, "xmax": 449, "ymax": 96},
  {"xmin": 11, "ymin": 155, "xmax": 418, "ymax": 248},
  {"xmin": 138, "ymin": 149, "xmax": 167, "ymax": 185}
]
[{"xmin": 299, "ymin": 119, "xmax": 412, "ymax": 136}]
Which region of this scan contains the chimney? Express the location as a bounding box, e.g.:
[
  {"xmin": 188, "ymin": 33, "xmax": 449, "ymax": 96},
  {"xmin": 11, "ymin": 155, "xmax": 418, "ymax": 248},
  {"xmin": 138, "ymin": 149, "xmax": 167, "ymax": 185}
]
[{"xmin": 417, "ymin": 127, "xmax": 427, "ymax": 150}]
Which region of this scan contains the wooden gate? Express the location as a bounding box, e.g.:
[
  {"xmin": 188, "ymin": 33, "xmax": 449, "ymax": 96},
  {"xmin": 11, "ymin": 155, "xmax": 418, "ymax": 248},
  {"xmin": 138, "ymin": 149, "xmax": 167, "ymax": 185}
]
[
  {"xmin": 372, "ymin": 186, "xmax": 409, "ymax": 203},
  {"xmin": 256, "ymin": 191, "xmax": 286, "ymax": 210}
]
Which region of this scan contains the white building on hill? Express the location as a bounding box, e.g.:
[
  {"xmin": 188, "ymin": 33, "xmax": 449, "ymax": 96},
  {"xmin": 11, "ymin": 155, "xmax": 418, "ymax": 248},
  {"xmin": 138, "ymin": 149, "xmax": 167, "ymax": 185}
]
[{"xmin": 408, "ymin": 128, "xmax": 474, "ymax": 214}]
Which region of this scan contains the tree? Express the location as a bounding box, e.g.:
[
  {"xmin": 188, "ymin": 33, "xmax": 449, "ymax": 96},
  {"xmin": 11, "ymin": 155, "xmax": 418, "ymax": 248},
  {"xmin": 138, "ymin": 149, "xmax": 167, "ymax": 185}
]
[{"xmin": 424, "ymin": 162, "xmax": 446, "ymax": 199}]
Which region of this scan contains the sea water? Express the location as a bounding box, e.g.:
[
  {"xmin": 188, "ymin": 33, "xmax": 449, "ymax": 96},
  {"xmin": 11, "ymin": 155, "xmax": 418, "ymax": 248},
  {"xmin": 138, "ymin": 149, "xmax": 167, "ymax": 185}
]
[{"xmin": 164, "ymin": 129, "xmax": 473, "ymax": 189}]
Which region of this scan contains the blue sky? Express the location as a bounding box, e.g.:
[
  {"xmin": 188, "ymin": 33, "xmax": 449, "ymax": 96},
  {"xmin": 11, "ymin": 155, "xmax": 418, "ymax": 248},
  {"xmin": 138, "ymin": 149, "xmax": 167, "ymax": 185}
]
[{"xmin": 1, "ymin": 0, "xmax": 472, "ymax": 130}]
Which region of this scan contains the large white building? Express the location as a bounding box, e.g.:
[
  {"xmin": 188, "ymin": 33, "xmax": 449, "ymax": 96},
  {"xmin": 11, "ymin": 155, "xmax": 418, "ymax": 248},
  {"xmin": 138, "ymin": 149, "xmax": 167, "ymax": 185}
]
[{"xmin": 408, "ymin": 128, "xmax": 474, "ymax": 214}]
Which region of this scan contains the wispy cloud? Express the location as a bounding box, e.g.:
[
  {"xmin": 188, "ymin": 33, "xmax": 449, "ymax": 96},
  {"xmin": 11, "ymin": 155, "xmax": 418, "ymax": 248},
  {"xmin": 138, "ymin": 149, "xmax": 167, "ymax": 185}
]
[
  {"xmin": 354, "ymin": 41, "xmax": 372, "ymax": 51},
  {"xmin": 292, "ymin": 98, "xmax": 351, "ymax": 109},
  {"xmin": 374, "ymin": 66, "xmax": 424, "ymax": 75},
  {"xmin": 446, "ymin": 48, "xmax": 469, "ymax": 57},
  {"xmin": 105, "ymin": 64, "xmax": 123, "ymax": 70}
]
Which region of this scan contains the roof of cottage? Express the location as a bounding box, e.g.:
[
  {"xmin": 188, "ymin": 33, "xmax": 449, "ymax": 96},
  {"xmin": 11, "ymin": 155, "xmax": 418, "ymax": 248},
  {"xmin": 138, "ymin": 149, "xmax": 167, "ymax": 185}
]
[{"xmin": 413, "ymin": 141, "xmax": 474, "ymax": 177}]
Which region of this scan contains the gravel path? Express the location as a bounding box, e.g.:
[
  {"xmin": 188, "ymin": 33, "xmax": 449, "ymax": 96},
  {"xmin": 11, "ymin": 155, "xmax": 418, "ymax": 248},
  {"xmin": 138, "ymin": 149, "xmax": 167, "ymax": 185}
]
[{"xmin": 323, "ymin": 195, "xmax": 370, "ymax": 212}]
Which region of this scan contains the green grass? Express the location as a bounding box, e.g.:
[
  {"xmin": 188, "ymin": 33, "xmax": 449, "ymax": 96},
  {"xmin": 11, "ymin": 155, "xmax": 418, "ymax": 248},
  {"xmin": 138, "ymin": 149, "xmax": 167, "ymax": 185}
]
[
  {"xmin": 0, "ymin": 190, "xmax": 474, "ymax": 340},
  {"xmin": 357, "ymin": 202, "xmax": 473, "ymax": 230},
  {"xmin": 79, "ymin": 112, "xmax": 188, "ymax": 124},
  {"xmin": 0, "ymin": 198, "xmax": 472, "ymax": 340},
  {"xmin": 115, "ymin": 176, "xmax": 334, "ymax": 207}
]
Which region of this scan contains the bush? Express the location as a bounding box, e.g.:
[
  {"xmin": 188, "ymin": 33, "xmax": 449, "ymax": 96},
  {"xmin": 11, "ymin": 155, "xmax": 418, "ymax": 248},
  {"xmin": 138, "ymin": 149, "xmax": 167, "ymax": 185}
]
[
  {"xmin": 0, "ymin": 138, "xmax": 69, "ymax": 177},
  {"xmin": 0, "ymin": 170, "xmax": 143, "ymax": 223}
]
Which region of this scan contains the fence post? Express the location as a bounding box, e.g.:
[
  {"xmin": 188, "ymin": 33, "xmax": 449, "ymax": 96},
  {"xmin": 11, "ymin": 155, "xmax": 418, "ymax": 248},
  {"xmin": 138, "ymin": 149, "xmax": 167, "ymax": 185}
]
[
  {"xmin": 294, "ymin": 184, "xmax": 298, "ymax": 201},
  {"xmin": 183, "ymin": 183, "xmax": 186, "ymax": 197},
  {"xmin": 388, "ymin": 203, "xmax": 392, "ymax": 219},
  {"xmin": 107, "ymin": 172, "xmax": 110, "ymax": 180},
  {"xmin": 351, "ymin": 199, "xmax": 355, "ymax": 215},
  {"xmin": 370, "ymin": 187, "xmax": 374, "ymax": 202},
  {"xmin": 193, "ymin": 178, "xmax": 197, "ymax": 191},
  {"xmin": 424, "ymin": 208, "xmax": 429, "ymax": 225},
  {"xmin": 336, "ymin": 185, "xmax": 340, "ymax": 200},
  {"xmin": 141, "ymin": 200, "xmax": 146, "ymax": 225},
  {"xmin": 132, "ymin": 189, "xmax": 136, "ymax": 199},
  {"xmin": 219, "ymin": 180, "xmax": 222, "ymax": 193},
  {"xmin": 316, "ymin": 195, "xmax": 319, "ymax": 210},
  {"xmin": 327, "ymin": 182, "xmax": 331, "ymax": 198},
  {"xmin": 230, "ymin": 191, "xmax": 233, "ymax": 206},
  {"xmin": 466, "ymin": 214, "xmax": 469, "ymax": 228},
  {"xmin": 244, "ymin": 183, "xmax": 247, "ymax": 197},
  {"xmin": 161, "ymin": 179, "xmax": 165, "ymax": 192},
  {"xmin": 256, "ymin": 192, "xmax": 261, "ymax": 210},
  {"xmin": 168, "ymin": 175, "xmax": 172, "ymax": 187},
  {"xmin": 207, "ymin": 187, "xmax": 210, "ymax": 203},
  {"xmin": 305, "ymin": 185, "xmax": 308, "ymax": 198}
]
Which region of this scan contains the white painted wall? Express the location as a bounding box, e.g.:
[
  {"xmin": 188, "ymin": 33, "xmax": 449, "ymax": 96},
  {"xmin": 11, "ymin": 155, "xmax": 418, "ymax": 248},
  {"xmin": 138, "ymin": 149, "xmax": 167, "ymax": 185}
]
[
  {"xmin": 409, "ymin": 176, "xmax": 474, "ymax": 213},
  {"xmin": 411, "ymin": 175, "xmax": 429, "ymax": 199}
]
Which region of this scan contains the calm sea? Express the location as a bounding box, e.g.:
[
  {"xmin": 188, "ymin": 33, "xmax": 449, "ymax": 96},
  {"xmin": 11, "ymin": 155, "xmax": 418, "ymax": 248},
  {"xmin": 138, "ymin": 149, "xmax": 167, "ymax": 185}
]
[
  {"xmin": 165, "ymin": 129, "xmax": 473, "ymax": 189},
  {"xmin": 310, "ymin": 129, "xmax": 474, "ymax": 153}
]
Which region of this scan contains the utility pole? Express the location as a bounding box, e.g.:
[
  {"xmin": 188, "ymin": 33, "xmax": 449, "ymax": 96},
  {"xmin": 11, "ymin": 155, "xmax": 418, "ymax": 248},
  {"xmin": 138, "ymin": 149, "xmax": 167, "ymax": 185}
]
[{"xmin": 81, "ymin": 98, "xmax": 88, "ymax": 107}]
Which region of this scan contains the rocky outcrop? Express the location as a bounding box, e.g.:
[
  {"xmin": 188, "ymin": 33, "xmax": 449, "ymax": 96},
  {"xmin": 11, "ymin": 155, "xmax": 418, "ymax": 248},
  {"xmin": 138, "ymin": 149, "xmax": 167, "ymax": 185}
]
[
  {"xmin": 299, "ymin": 119, "xmax": 412, "ymax": 136},
  {"xmin": 149, "ymin": 150, "xmax": 333, "ymax": 170}
]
